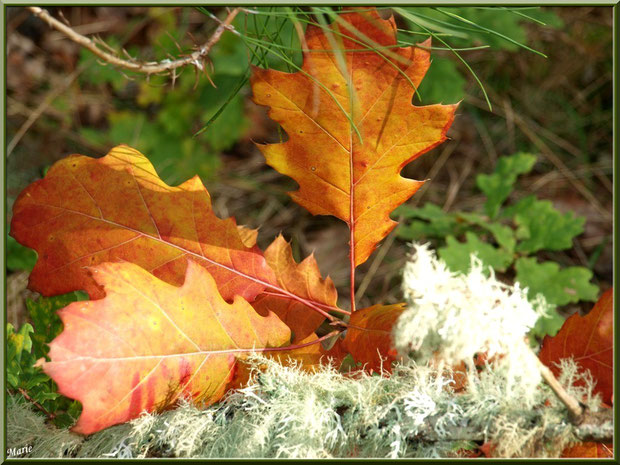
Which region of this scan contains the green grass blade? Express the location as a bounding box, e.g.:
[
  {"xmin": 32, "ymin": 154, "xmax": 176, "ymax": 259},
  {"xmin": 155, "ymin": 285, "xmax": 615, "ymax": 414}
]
[
  {"xmin": 193, "ymin": 71, "xmax": 249, "ymax": 138},
  {"xmin": 394, "ymin": 7, "xmax": 491, "ymax": 110},
  {"xmin": 242, "ymin": 34, "xmax": 363, "ymax": 143},
  {"xmin": 434, "ymin": 7, "xmax": 547, "ymax": 57},
  {"xmin": 498, "ymin": 7, "xmax": 547, "ymax": 26}
]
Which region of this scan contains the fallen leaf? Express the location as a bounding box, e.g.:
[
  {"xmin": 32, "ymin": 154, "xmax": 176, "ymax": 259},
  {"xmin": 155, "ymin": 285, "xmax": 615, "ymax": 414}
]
[
  {"xmin": 251, "ymin": 8, "xmax": 456, "ymax": 266},
  {"xmin": 539, "ymin": 288, "xmax": 613, "ymax": 404},
  {"xmin": 229, "ymin": 333, "xmax": 345, "ymax": 390},
  {"xmin": 561, "ymin": 441, "xmax": 613, "ymax": 458},
  {"xmin": 11, "ymin": 145, "xmax": 274, "ymax": 302},
  {"xmin": 252, "ymin": 235, "xmax": 339, "ymax": 343},
  {"xmin": 479, "ymin": 442, "xmax": 496, "ymax": 457},
  {"xmin": 42, "ymin": 260, "xmax": 290, "ymax": 434},
  {"xmin": 271, "ymin": 333, "xmax": 344, "ymax": 372},
  {"xmin": 237, "ymin": 225, "xmax": 259, "ymax": 247},
  {"xmin": 343, "ymin": 303, "xmax": 407, "ymax": 373}
]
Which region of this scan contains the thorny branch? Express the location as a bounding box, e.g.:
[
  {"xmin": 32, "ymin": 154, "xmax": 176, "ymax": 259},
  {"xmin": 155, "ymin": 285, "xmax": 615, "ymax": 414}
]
[{"xmin": 27, "ymin": 6, "xmax": 240, "ymax": 76}]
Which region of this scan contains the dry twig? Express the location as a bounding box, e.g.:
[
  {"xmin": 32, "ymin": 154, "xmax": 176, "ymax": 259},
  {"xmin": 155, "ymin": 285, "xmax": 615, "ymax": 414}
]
[
  {"xmin": 7, "ymin": 65, "xmax": 84, "ymax": 157},
  {"xmin": 17, "ymin": 388, "xmax": 56, "ymax": 421},
  {"xmin": 27, "ymin": 6, "xmax": 240, "ymax": 76}
]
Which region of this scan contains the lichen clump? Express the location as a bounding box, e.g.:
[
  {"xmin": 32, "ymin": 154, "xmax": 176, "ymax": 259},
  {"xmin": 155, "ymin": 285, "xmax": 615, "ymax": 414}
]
[{"xmin": 393, "ymin": 243, "xmax": 548, "ymax": 393}]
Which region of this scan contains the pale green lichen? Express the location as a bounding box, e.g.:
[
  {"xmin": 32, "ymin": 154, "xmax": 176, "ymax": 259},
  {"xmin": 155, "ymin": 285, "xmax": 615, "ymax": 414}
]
[
  {"xmin": 7, "ymin": 356, "xmax": 601, "ymax": 459},
  {"xmin": 394, "ymin": 243, "xmax": 549, "ymax": 396},
  {"xmin": 6, "ymin": 396, "xmax": 82, "ymax": 458}
]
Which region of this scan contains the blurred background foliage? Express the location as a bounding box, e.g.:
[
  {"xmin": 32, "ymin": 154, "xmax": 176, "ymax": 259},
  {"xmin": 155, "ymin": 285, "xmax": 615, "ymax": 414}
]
[{"xmin": 7, "ymin": 6, "xmax": 613, "ymax": 336}]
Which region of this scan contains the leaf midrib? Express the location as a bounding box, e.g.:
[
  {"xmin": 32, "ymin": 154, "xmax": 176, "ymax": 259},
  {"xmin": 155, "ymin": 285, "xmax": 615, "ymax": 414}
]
[{"xmin": 30, "ymin": 201, "xmax": 336, "ymax": 317}]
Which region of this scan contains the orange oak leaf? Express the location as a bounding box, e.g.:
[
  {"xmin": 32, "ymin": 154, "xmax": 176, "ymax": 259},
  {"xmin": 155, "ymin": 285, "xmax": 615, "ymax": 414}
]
[
  {"xmin": 343, "ymin": 303, "xmax": 407, "ymax": 373},
  {"xmin": 251, "ymin": 8, "xmax": 457, "ymax": 267},
  {"xmin": 539, "ymin": 288, "xmax": 613, "ymax": 404},
  {"xmin": 42, "ymin": 260, "xmax": 290, "ymax": 434},
  {"xmin": 237, "ymin": 225, "xmax": 259, "ymax": 247},
  {"xmin": 561, "ymin": 442, "xmax": 613, "ymax": 458},
  {"xmin": 252, "ymin": 234, "xmax": 340, "ymax": 343},
  {"xmin": 228, "ymin": 333, "xmax": 345, "ymax": 390},
  {"xmin": 275, "ymin": 333, "xmax": 347, "ymax": 371},
  {"xmin": 10, "ymin": 145, "xmax": 336, "ymax": 321},
  {"xmin": 10, "ymin": 145, "xmax": 272, "ymax": 302}
]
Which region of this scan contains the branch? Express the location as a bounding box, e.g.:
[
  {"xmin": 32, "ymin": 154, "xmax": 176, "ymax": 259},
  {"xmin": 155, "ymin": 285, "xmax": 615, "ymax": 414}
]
[
  {"xmin": 17, "ymin": 388, "xmax": 56, "ymax": 421},
  {"xmin": 536, "ymin": 356, "xmax": 585, "ymax": 423},
  {"xmin": 27, "ymin": 6, "xmax": 240, "ymax": 75}
]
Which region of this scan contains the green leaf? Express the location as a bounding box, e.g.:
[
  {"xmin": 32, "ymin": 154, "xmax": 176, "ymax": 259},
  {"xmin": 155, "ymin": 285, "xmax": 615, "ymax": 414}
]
[
  {"xmin": 515, "ymin": 257, "xmax": 599, "ymax": 306},
  {"xmin": 7, "ymin": 235, "xmax": 37, "ymax": 271},
  {"xmin": 510, "ymin": 197, "xmax": 585, "ymax": 254},
  {"xmin": 88, "ymin": 71, "xmax": 248, "ymax": 186},
  {"xmin": 7, "ymin": 372, "xmax": 19, "ymax": 388},
  {"xmin": 476, "ymin": 153, "xmax": 537, "ymax": 218},
  {"xmin": 78, "ymin": 46, "xmax": 127, "ymax": 91},
  {"xmin": 457, "ymin": 212, "xmax": 516, "ymax": 253},
  {"xmin": 6, "ymin": 316, "xmax": 83, "ymax": 426},
  {"xmin": 197, "ymin": 75, "xmax": 250, "ymax": 152},
  {"xmin": 7, "ymin": 323, "xmax": 36, "ymax": 389},
  {"xmin": 529, "ymin": 308, "xmax": 565, "ymax": 340},
  {"xmin": 25, "ymin": 372, "xmax": 53, "ymax": 390},
  {"xmin": 439, "ymin": 232, "xmax": 514, "ymax": 274},
  {"xmin": 209, "ymin": 31, "xmax": 250, "ymax": 77},
  {"xmin": 31, "ymin": 390, "xmax": 61, "ymax": 403},
  {"xmin": 27, "ymin": 291, "xmax": 88, "ymax": 359},
  {"xmin": 396, "ymin": 203, "xmax": 447, "ymax": 221},
  {"xmin": 395, "ymin": 203, "xmax": 461, "ymax": 239},
  {"xmin": 415, "ymin": 56, "xmax": 465, "ymax": 105},
  {"xmin": 7, "ymin": 323, "xmax": 34, "ymax": 364}
]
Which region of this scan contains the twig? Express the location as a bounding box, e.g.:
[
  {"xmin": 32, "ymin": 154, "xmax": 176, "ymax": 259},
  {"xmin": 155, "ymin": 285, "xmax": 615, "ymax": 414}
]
[
  {"xmin": 27, "ymin": 6, "xmax": 240, "ymax": 75},
  {"xmin": 7, "ymin": 65, "xmax": 85, "ymax": 157},
  {"xmin": 17, "ymin": 388, "xmax": 56, "ymax": 421},
  {"xmin": 535, "ymin": 356, "xmax": 585, "ymax": 423},
  {"xmin": 522, "ymin": 339, "xmax": 585, "ymax": 424}
]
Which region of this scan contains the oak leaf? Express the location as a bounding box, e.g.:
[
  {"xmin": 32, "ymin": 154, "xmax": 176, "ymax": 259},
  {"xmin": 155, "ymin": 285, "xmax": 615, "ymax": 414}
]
[
  {"xmin": 274, "ymin": 333, "xmax": 347, "ymax": 371},
  {"xmin": 343, "ymin": 303, "xmax": 407, "ymax": 373},
  {"xmin": 251, "ymin": 8, "xmax": 457, "ymax": 266},
  {"xmin": 539, "ymin": 288, "xmax": 613, "ymax": 404},
  {"xmin": 561, "ymin": 442, "xmax": 613, "ymax": 458},
  {"xmin": 11, "ymin": 145, "xmax": 337, "ymax": 324},
  {"xmin": 41, "ymin": 260, "xmax": 290, "ymax": 434},
  {"xmin": 228, "ymin": 333, "xmax": 346, "ymax": 390},
  {"xmin": 10, "ymin": 145, "xmax": 272, "ymax": 302},
  {"xmin": 237, "ymin": 225, "xmax": 259, "ymax": 247},
  {"xmin": 252, "ymin": 235, "xmax": 339, "ymax": 343}
]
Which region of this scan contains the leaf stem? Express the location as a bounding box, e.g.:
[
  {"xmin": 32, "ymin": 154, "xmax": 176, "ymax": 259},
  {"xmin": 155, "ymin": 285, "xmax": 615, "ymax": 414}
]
[
  {"xmin": 262, "ymin": 330, "xmax": 342, "ymax": 354},
  {"xmin": 349, "ymin": 233, "xmax": 356, "ymax": 313},
  {"xmin": 17, "ymin": 387, "xmax": 56, "ymax": 421},
  {"xmin": 259, "ymin": 291, "xmax": 351, "ymax": 315}
]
